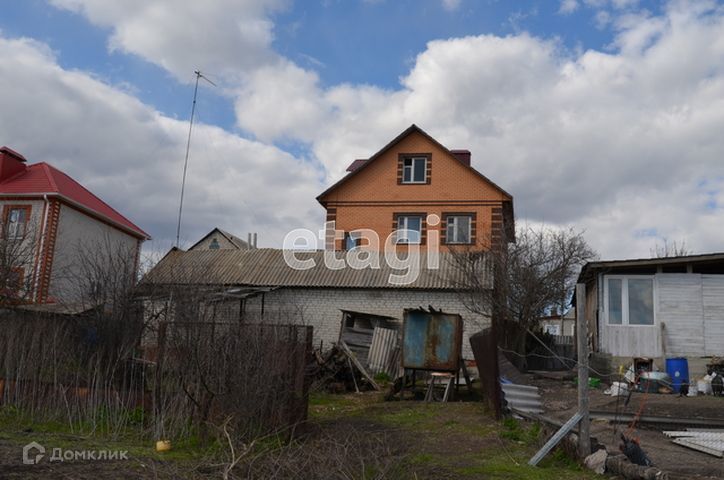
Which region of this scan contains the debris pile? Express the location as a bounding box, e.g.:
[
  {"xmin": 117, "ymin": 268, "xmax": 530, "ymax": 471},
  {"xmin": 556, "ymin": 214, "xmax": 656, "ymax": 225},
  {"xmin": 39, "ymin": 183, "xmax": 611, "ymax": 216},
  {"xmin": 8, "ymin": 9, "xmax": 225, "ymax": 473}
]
[{"xmin": 310, "ymin": 342, "xmax": 380, "ymax": 393}]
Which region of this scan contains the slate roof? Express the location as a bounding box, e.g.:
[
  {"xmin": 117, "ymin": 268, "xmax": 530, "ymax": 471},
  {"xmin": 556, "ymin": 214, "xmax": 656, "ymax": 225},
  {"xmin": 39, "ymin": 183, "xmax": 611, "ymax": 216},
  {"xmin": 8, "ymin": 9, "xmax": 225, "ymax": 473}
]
[{"xmin": 143, "ymin": 248, "xmax": 492, "ymax": 291}]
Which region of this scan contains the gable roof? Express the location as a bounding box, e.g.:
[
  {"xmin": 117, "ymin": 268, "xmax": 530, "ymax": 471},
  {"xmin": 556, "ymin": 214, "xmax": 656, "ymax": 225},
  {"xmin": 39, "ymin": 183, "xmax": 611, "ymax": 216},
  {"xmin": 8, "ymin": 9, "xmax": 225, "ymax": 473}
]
[
  {"xmin": 316, "ymin": 124, "xmax": 513, "ymax": 204},
  {"xmin": 188, "ymin": 227, "xmax": 250, "ymax": 250},
  {"xmin": 0, "ymin": 162, "xmax": 149, "ymax": 239},
  {"xmin": 143, "ymin": 248, "xmax": 492, "ymax": 291}
]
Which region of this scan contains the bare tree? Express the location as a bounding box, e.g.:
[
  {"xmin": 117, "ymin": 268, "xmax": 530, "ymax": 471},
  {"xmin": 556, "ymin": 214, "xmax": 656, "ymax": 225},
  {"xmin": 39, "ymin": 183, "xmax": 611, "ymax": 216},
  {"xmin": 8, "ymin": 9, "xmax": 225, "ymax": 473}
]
[
  {"xmin": 449, "ymin": 226, "xmax": 597, "ymax": 364},
  {"xmin": 650, "ymin": 238, "xmax": 692, "ymax": 258},
  {"xmin": 0, "ymin": 216, "xmax": 40, "ymax": 306}
]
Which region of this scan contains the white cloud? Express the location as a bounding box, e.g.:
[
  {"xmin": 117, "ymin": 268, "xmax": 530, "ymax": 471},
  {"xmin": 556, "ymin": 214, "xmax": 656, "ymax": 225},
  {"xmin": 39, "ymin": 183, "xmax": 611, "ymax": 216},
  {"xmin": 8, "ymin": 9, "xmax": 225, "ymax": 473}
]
[
  {"xmin": 228, "ymin": 2, "xmax": 724, "ymax": 258},
  {"xmin": 559, "ymin": 0, "xmax": 579, "ymax": 15},
  {"xmin": 49, "ymin": 0, "xmax": 289, "ymax": 82},
  {"xmin": 13, "ymin": 0, "xmax": 724, "ymax": 261},
  {"xmin": 0, "ymin": 35, "xmax": 323, "ymax": 250}
]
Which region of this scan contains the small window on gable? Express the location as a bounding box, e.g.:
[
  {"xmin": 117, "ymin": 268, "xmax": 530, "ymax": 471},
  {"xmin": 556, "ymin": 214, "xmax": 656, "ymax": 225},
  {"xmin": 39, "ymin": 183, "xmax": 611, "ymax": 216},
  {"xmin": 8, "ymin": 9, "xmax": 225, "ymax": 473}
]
[
  {"xmin": 209, "ymin": 238, "xmax": 220, "ymax": 250},
  {"xmin": 402, "ymin": 157, "xmax": 427, "ymax": 183}
]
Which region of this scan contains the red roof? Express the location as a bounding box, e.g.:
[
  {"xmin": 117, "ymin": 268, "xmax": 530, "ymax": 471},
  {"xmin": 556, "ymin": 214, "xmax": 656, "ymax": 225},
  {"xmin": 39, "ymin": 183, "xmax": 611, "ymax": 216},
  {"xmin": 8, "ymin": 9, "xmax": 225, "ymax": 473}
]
[{"xmin": 0, "ymin": 162, "xmax": 148, "ymax": 239}]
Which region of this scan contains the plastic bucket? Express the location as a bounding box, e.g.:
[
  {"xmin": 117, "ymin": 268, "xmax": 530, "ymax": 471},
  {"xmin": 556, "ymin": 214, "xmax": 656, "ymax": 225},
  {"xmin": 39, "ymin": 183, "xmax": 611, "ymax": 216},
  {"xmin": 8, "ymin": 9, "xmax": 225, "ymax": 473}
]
[{"xmin": 666, "ymin": 357, "xmax": 689, "ymax": 393}]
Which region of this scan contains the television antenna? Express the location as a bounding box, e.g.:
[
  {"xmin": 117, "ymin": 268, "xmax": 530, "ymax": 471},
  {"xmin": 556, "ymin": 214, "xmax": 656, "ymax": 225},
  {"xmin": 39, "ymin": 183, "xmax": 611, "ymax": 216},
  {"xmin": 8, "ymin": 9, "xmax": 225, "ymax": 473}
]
[{"xmin": 175, "ymin": 70, "xmax": 217, "ymax": 247}]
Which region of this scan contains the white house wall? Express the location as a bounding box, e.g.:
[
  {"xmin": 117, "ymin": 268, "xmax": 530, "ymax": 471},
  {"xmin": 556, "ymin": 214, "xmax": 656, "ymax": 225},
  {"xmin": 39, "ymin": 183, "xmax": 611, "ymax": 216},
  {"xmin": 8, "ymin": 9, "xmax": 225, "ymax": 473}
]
[
  {"xmin": 50, "ymin": 204, "xmax": 138, "ymax": 303},
  {"xmin": 703, "ymin": 275, "xmax": 724, "ymax": 355},
  {"xmin": 657, "ymin": 274, "xmax": 704, "ymax": 357},
  {"xmin": 599, "ymin": 273, "xmax": 724, "ymax": 357},
  {"xmin": 238, "ymin": 288, "xmax": 489, "ymax": 359}
]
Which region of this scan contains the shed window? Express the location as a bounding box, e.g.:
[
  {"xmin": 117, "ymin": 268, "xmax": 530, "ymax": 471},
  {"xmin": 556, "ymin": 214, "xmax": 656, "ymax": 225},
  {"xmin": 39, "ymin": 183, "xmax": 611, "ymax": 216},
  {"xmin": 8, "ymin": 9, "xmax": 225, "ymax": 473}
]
[{"xmin": 605, "ymin": 276, "xmax": 654, "ymax": 326}]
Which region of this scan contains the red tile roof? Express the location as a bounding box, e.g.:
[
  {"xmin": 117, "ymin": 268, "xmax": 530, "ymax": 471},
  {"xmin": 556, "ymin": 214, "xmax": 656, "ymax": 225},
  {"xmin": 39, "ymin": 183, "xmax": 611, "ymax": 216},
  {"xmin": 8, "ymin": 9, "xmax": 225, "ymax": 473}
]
[{"xmin": 0, "ymin": 162, "xmax": 149, "ymax": 239}]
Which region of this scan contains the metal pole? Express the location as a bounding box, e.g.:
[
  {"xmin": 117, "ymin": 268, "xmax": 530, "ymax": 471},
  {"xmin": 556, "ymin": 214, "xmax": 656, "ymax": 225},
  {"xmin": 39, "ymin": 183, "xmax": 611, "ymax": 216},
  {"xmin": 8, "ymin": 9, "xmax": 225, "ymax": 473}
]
[
  {"xmin": 576, "ymin": 283, "xmax": 591, "ymax": 458},
  {"xmin": 175, "ymin": 71, "xmax": 201, "ymax": 247}
]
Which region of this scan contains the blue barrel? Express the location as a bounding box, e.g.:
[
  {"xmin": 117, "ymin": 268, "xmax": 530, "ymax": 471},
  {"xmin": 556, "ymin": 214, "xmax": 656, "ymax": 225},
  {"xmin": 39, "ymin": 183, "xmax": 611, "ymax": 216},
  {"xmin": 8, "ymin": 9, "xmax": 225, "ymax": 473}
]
[{"xmin": 666, "ymin": 358, "xmax": 689, "ymax": 393}]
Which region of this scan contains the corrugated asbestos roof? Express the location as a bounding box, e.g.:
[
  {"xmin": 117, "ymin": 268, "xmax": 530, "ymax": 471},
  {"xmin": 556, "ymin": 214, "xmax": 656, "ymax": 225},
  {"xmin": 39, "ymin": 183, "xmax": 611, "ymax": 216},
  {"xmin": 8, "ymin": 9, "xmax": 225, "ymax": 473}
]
[{"xmin": 143, "ymin": 248, "xmax": 491, "ymax": 290}]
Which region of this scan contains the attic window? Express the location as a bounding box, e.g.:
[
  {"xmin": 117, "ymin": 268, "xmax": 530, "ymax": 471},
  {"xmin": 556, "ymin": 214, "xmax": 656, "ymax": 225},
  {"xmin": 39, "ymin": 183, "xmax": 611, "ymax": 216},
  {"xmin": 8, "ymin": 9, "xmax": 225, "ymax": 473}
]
[
  {"xmin": 402, "ymin": 157, "xmax": 427, "ymax": 183},
  {"xmin": 209, "ymin": 238, "xmax": 220, "ymax": 250}
]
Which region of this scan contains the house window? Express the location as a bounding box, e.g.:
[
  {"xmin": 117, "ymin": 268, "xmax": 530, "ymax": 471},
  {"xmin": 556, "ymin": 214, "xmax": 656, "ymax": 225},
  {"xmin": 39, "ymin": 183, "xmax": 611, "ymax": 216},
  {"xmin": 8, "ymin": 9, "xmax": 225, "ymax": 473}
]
[
  {"xmin": 209, "ymin": 238, "xmax": 220, "ymax": 249},
  {"xmin": 402, "ymin": 157, "xmax": 427, "ymax": 183},
  {"xmin": 345, "ymin": 231, "xmax": 362, "ymax": 250},
  {"xmin": 3, "ymin": 206, "xmax": 31, "ymax": 239},
  {"xmin": 395, "ymin": 215, "xmax": 423, "ymax": 244},
  {"xmin": 445, "ymin": 215, "xmax": 472, "ymax": 244},
  {"xmin": 605, "ymin": 276, "xmax": 654, "ymax": 326}
]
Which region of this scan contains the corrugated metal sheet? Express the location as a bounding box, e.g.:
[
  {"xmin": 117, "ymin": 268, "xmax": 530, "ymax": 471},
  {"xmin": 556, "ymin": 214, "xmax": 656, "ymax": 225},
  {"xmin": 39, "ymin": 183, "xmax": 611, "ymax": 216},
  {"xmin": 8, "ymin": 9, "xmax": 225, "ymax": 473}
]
[
  {"xmin": 500, "ymin": 383, "xmax": 544, "ymax": 414},
  {"xmin": 143, "ymin": 248, "xmax": 491, "ymax": 290},
  {"xmin": 367, "ymin": 327, "xmax": 398, "ymax": 375}
]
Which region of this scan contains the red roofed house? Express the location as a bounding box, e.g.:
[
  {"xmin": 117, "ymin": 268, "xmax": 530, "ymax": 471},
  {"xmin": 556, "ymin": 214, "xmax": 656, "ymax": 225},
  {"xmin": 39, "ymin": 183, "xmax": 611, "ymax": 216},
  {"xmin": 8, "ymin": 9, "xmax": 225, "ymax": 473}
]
[{"xmin": 0, "ymin": 146, "xmax": 149, "ymax": 305}]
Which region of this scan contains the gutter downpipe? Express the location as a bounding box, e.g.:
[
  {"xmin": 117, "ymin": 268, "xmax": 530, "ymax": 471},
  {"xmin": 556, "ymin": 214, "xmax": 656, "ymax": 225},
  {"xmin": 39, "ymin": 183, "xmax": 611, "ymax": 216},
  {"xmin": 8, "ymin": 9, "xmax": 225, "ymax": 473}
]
[{"xmin": 33, "ymin": 194, "xmax": 50, "ymax": 302}]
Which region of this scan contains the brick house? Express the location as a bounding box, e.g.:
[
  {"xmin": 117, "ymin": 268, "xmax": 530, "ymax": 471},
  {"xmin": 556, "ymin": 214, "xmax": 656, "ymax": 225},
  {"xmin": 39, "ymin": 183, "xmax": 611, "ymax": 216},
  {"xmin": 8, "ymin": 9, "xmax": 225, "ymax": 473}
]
[
  {"xmin": 0, "ymin": 146, "xmax": 149, "ymax": 305},
  {"xmin": 317, "ymin": 125, "xmax": 515, "ymax": 251}
]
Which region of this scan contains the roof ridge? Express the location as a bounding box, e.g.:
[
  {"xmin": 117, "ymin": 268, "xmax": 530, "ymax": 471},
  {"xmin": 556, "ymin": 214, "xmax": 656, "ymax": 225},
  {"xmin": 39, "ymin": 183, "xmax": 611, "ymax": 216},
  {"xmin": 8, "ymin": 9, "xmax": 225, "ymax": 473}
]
[{"xmin": 39, "ymin": 162, "xmax": 59, "ymax": 191}]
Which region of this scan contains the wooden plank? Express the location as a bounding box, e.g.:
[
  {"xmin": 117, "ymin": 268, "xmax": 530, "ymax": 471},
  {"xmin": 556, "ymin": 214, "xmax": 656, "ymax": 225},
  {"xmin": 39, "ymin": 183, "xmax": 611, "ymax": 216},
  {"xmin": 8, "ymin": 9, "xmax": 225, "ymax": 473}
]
[
  {"xmin": 340, "ymin": 341, "xmax": 380, "ymax": 391},
  {"xmin": 576, "ymin": 283, "xmax": 590, "ymax": 460},
  {"xmin": 529, "ymin": 411, "xmax": 583, "ymax": 466}
]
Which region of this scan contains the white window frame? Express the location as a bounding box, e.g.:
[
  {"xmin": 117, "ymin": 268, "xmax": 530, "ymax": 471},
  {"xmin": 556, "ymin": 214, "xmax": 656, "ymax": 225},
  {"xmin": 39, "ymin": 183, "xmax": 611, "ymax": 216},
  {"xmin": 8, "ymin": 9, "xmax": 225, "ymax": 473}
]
[
  {"xmin": 603, "ymin": 275, "xmax": 657, "ymax": 327},
  {"xmin": 445, "ymin": 215, "xmax": 472, "ymax": 244},
  {"xmin": 396, "ymin": 215, "xmax": 423, "ymax": 244},
  {"xmin": 402, "ymin": 157, "xmax": 427, "ymax": 184}
]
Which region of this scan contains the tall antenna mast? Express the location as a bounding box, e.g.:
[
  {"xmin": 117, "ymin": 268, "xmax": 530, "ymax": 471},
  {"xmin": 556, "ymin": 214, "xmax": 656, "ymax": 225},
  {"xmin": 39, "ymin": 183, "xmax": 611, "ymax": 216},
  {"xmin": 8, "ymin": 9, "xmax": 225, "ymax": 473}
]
[{"xmin": 175, "ymin": 69, "xmax": 216, "ymax": 247}]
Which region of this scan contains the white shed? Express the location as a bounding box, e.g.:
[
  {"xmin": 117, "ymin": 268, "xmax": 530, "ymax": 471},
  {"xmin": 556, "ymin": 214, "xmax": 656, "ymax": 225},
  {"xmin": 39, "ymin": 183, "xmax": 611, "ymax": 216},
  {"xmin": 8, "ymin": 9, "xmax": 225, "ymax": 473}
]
[{"xmin": 578, "ymin": 253, "xmax": 724, "ymax": 371}]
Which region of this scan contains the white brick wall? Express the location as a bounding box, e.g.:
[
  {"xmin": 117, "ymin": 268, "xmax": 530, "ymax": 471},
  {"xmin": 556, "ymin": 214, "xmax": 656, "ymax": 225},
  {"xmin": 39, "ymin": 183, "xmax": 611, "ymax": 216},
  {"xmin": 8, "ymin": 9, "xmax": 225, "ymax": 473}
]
[{"xmin": 239, "ymin": 287, "xmax": 489, "ymax": 358}]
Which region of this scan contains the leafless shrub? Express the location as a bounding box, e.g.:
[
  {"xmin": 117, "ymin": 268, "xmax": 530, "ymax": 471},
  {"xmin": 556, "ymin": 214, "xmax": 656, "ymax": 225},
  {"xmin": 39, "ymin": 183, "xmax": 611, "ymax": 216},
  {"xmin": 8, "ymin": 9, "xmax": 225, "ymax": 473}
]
[
  {"xmin": 448, "ymin": 226, "xmax": 597, "ymax": 365},
  {"xmin": 228, "ymin": 427, "xmax": 403, "ymax": 480},
  {"xmin": 650, "ymin": 237, "xmax": 692, "ymax": 258}
]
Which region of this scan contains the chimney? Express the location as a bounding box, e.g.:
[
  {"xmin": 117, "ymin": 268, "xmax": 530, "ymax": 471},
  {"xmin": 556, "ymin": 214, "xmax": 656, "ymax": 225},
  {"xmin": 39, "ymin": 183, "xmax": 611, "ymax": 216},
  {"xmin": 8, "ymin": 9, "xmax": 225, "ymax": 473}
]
[
  {"xmin": 0, "ymin": 147, "xmax": 28, "ymax": 182},
  {"xmin": 450, "ymin": 149, "xmax": 471, "ymax": 167}
]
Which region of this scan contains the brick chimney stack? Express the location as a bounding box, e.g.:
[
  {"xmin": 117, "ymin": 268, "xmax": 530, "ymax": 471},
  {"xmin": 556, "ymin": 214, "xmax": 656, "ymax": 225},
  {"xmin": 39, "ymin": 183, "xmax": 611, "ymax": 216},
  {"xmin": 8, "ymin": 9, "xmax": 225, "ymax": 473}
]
[
  {"xmin": 0, "ymin": 147, "xmax": 28, "ymax": 182},
  {"xmin": 450, "ymin": 149, "xmax": 471, "ymax": 166}
]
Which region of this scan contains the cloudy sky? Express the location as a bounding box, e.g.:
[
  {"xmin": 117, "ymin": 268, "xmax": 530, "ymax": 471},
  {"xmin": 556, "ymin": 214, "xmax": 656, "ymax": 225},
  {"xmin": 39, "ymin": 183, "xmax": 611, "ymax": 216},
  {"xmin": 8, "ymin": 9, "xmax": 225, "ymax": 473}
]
[{"xmin": 2, "ymin": 0, "xmax": 723, "ymax": 258}]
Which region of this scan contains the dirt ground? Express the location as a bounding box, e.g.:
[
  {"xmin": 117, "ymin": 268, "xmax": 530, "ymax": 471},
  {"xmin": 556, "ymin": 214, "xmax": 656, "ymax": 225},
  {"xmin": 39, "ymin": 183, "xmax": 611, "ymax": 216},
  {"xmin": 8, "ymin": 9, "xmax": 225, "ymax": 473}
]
[{"xmin": 529, "ymin": 374, "xmax": 724, "ymax": 479}]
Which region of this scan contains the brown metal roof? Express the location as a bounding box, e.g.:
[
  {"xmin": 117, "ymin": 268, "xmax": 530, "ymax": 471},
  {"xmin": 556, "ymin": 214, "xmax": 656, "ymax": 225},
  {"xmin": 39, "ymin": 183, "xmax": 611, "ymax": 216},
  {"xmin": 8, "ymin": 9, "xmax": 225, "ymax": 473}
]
[{"xmin": 143, "ymin": 248, "xmax": 491, "ymax": 290}]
